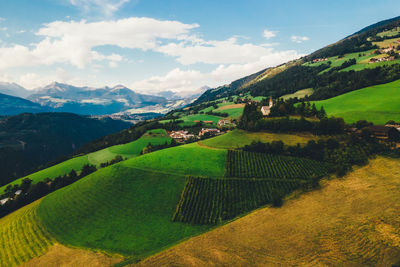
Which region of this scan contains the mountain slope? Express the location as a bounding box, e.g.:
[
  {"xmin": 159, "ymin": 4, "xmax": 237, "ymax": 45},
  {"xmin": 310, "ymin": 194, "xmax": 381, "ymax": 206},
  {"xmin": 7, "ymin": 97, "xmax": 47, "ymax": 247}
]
[
  {"xmin": 0, "ymin": 82, "xmax": 31, "ymax": 98},
  {"xmin": 193, "ymin": 16, "xmax": 400, "ymax": 105}
]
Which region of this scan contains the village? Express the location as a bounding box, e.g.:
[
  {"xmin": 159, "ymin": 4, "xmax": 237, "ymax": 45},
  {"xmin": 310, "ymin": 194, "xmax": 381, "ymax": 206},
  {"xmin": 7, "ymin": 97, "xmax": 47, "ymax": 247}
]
[{"xmin": 168, "ymin": 118, "xmax": 234, "ymax": 142}]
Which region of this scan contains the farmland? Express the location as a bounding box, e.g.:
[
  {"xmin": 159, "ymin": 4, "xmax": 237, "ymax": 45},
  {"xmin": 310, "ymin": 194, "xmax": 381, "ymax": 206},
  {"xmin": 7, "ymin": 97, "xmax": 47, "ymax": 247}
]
[
  {"xmin": 137, "ymin": 157, "xmax": 400, "ymax": 266},
  {"xmin": 200, "ymin": 129, "xmax": 315, "ymax": 149},
  {"xmin": 172, "ymin": 177, "xmax": 301, "ymax": 225},
  {"xmin": 226, "ymin": 150, "xmax": 331, "ymax": 179},
  {"xmin": 312, "ymin": 79, "xmax": 400, "ymax": 124}
]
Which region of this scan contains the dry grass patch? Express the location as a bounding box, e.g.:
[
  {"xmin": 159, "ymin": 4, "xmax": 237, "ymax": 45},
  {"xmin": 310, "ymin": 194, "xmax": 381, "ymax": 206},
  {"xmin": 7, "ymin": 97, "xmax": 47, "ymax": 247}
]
[
  {"xmin": 21, "ymin": 243, "xmax": 121, "ymax": 267},
  {"xmin": 216, "ymin": 104, "xmax": 245, "ymax": 111},
  {"xmin": 136, "ymin": 157, "xmax": 400, "ymax": 266}
]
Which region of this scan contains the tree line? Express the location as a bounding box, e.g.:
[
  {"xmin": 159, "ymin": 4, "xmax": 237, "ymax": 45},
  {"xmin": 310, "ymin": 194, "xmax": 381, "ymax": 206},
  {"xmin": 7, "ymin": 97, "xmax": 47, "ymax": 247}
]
[{"xmin": 0, "ymin": 164, "xmax": 96, "ymax": 218}]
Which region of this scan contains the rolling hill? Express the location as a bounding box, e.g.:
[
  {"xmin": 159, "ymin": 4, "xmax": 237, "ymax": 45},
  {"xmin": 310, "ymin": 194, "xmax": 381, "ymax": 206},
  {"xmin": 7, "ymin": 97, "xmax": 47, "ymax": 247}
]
[{"xmin": 1, "ymin": 15, "xmax": 400, "ymax": 267}]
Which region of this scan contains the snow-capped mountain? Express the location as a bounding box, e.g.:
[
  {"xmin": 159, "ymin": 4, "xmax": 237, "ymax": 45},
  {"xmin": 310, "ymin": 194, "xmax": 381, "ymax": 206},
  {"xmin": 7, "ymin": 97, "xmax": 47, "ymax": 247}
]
[
  {"xmin": 27, "ymin": 82, "xmax": 195, "ymax": 115},
  {"xmin": 0, "ymin": 82, "xmax": 32, "ymax": 98}
]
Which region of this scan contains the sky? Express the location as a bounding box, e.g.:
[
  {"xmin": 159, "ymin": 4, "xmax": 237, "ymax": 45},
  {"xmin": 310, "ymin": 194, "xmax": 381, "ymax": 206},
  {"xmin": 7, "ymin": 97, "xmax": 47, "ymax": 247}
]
[{"xmin": 0, "ymin": 0, "xmax": 399, "ymax": 95}]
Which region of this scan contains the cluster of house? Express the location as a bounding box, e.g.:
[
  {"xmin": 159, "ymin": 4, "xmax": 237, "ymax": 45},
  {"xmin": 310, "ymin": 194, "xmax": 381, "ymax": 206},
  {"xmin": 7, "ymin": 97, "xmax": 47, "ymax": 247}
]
[
  {"xmin": 370, "ymin": 44, "xmax": 399, "ymax": 63},
  {"xmin": 369, "ymin": 56, "xmax": 395, "ymax": 63},
  {"xmin": 169, "ymin": 130, "xmax": 195, "ymax": 141},
  {"xmin": 260, "ymin": 97, "xmax": 274, "ymax": 116},
  {"xmin": 0, "ymin": 190, "xmax": 22, "ymax": 206},
  {"xmin": 312, "ymin": 58, "xmax": 329, "ymax": 63},
  {"xmin": 169, "ymin": 128, "xmax": 222, "ymax": 141}
]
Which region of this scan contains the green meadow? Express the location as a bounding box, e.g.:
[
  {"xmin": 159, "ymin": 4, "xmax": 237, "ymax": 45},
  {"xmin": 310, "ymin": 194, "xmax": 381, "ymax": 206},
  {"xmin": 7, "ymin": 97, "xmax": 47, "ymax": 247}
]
[
  {"xmin": 123, "ymin": 142, "xmax": 227, "ymax": 177},
  {"xmin": 312, "ymin": 79, "xmax": 400, "ymax": 124}
]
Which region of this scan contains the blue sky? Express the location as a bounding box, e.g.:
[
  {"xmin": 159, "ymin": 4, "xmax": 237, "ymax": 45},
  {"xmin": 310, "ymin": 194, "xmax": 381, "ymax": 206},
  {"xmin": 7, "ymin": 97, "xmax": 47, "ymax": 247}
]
[{"xmin": 0, "ymin": 0, "xmax": 399, "ymax": 94}]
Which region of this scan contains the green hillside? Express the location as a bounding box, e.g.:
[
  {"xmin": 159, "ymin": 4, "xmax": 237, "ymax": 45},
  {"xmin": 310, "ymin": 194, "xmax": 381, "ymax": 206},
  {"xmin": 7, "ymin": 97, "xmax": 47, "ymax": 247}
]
[
  {"xmin": 37, "ymin": 166, "xmax": 210, "ymax": 258},
  {"xmin": 123, "ymin": 142, "xmax": 227, "ymax": 177},
  {"xmin": 0, "ymin": 129, "xmax": 171, "ymax": 194},
  {"xmin": 312, "ymin": 79, "xmax": 400, "ymax": 124}
]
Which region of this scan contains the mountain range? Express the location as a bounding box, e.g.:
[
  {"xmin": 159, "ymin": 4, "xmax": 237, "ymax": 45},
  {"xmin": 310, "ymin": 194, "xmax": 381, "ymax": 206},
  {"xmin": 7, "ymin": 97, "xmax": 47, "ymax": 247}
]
[{"xmin": 0, "ymin": 82, "xmax": 205, "ymax": 116}]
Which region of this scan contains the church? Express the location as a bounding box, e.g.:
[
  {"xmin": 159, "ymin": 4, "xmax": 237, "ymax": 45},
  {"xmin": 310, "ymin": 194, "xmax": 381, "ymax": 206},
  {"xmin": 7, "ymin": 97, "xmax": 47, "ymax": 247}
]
[{"xmin": 260, "ymin": 97, "xmax": 273, "ymax": 116}]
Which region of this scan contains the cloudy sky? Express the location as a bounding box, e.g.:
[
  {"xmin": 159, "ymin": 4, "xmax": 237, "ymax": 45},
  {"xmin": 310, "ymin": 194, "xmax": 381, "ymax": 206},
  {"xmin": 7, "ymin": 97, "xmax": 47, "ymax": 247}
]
[{"xmin": 0, "ymin": 0, "xmax": 399, "ymax": 94}]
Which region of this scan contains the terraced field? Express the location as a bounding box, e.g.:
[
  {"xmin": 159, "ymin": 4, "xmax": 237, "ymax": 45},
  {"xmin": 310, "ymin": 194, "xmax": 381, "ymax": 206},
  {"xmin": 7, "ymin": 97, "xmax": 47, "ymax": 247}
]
[
  {"xmin": 312, "ymin": 79, "xmax": 400, "ymax": 124},
  {"xmin": 137, "ymin": 157, "xmax": 400, "ymax": 266},
  {"xmin": 0, "ymin": 200, "xmax": 55, "ymax": 267},
  {"xmin": 172, "ymin": 177, "xmax": 302, "ymax": 225},
  {"xmin": 226, "ymin": 150, "xmax": 331, "ymax": 179},
  {"xmin": 200, "ymin": 129, "xmax": 315, "ymax": 149},
  {"xmin": 0, "ymin": 129, "xmax": 171, "ymax": 194}
]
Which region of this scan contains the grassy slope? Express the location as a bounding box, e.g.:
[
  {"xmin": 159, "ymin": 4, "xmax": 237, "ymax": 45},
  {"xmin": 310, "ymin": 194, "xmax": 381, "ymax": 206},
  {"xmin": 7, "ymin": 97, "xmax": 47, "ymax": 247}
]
[
  {"xmin": 0, "ymin": 156, "xmax": 90, "ymax": 194},
  {"xmin": 123, "ymin": 142, "xmax": 227, "ymax": 177},
  {"xmin": 0, "ymin": 200, "xmax": 55, "ymax": 267},
  {"xmin": 88, "ymin": 129, "xmax": 171, "ymax": 165},
  {"xmin": 200, "ymin": 129, "xmax": 315, "ymax": 149},
  {"xmin": 0, "ymin": 129, "xmax": 171, "ymax": 194},
  {"xmin": 313, "ymin": 79, "xmax": 400, "ymax": 124},
  {"xmin": 37, "ymin": 165, "xmax": 211, "ymax": 258},
  {"xmin": 137, "ymin": 157, "xmax": 400, "ymax": 266}
]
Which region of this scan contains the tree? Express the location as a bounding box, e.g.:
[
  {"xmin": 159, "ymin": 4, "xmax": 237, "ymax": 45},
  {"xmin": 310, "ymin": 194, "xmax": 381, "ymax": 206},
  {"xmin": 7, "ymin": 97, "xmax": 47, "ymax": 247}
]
[{"xmin": 317, "ymin": 106, "xmax": 327, "ymax": 119}]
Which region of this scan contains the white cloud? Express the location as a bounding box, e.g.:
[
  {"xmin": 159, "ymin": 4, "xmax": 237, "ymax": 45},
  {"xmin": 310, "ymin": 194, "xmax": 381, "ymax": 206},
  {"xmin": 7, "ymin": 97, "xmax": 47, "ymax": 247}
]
[
  {"xmin": 18, "ymin": 68, "xmax": 87, "ymax": 89},
  {"xmin": 0, "ymin": 18, "xmax": 5, "ymax": 22},
  {"xmin": 156, "ymin": 37, "xmax": 280, "ymax": 65},
  {"xmin": 133, "ymin": 49, "xmax": 302, "ymax": 94},
  {"xmin": 291, "ymin": 35, "xmax": 309, "ymax": 43},
  {"xmin": 263, "ymin": 29, "xmax": 277, "ymax": 39},
  {"xmin": 0, "ymin": 27, "xmax": 7, "ymax": 31},
  {"xmin": 109, "ymin": 61, "xmax": 118, "ymax": 68},
  {"xmin": 70, "ymin": 0, "xmax": 130, "ymax": 16},
  {"xmin": 0, "ymin": 17, "xmax": 198, "ymax": 70}
]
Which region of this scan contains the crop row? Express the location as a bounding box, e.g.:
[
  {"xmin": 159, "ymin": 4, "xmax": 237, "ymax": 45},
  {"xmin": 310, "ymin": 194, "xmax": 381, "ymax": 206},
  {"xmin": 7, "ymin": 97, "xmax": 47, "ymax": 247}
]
[
  {"xmin": 226, "ymin": 150, "xmax": 330, "ymax": 179},
  {"xmin": 172, "ymin": 177, "xmax": 301, "ymax": 225}
]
